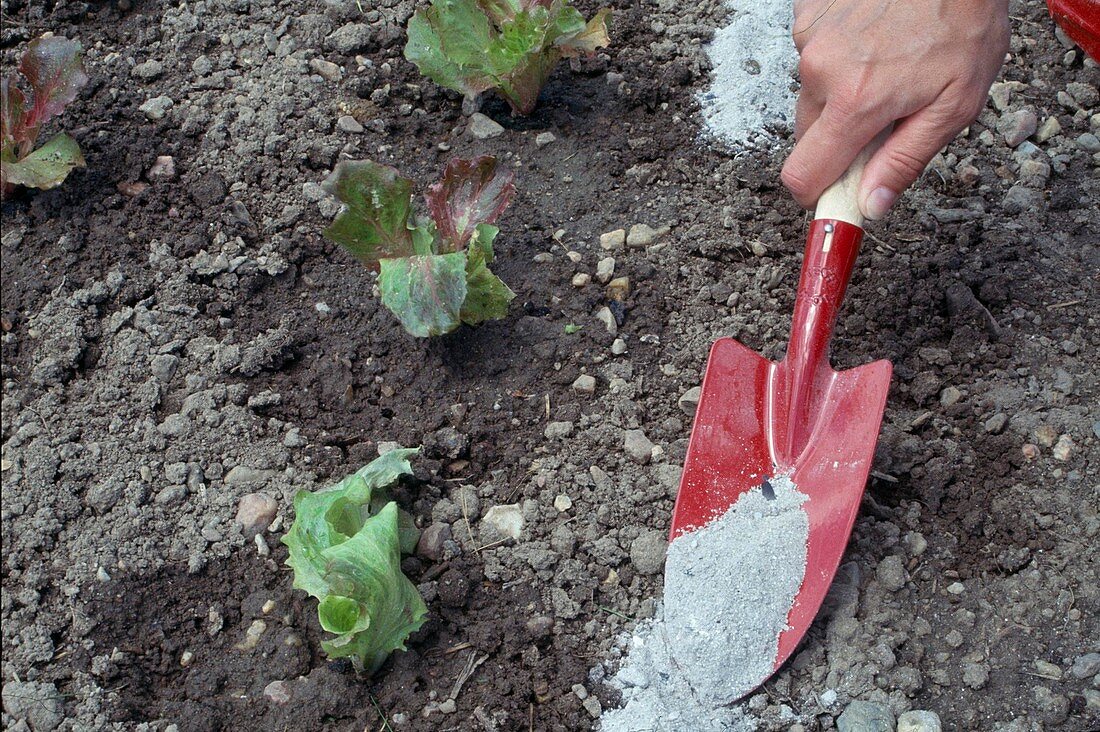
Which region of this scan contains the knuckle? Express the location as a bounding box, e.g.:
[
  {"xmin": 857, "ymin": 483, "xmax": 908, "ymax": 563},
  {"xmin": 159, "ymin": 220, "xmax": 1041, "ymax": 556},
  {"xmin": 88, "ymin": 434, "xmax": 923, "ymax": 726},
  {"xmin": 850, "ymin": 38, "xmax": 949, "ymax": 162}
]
[
  {"xmin": 781, "ymin": 162, "xmax": 812, "ymax": 197},
  {"xmin": 883, "ymin": 147, "xmax": 927, "ymax": 181},
  {"xmin": 797, "ymin": 44, "xmax": 829, "ymax": 81}
]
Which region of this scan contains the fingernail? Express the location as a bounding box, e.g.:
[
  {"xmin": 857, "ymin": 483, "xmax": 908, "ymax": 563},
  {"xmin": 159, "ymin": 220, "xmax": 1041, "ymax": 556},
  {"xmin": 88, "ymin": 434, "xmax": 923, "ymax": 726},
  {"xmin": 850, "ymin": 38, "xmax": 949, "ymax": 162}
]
[{"xmin": 864, "ymin": 187, "xmax": 897, "ymax": 220}]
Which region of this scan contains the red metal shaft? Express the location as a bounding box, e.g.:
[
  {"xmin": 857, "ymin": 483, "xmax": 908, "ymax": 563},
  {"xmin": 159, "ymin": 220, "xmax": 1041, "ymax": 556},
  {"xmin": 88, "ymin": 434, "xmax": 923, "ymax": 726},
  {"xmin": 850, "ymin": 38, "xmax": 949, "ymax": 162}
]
[{"xmin": 781, "ymin": 219, "xmax": 865, "ymax": 464}]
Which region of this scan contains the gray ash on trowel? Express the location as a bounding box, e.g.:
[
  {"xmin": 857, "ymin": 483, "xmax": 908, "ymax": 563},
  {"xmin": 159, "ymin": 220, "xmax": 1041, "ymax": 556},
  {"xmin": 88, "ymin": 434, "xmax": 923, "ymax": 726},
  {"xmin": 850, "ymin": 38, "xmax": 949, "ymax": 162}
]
[{"xmin": 599, "ymin": 475, "xmax": 809, "ymax": 732}]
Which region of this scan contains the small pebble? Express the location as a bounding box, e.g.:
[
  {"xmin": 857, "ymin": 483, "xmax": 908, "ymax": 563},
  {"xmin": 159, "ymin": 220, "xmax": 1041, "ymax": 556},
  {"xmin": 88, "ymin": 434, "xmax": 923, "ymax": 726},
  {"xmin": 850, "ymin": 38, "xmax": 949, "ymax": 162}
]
[
  {"xmin": 572, "ymin": 272, "xmax": 591, "ymax": 287},
  {"xmin": 337, "ymin": 115, "xmax": 364, "ymax": 133},
  {"xmin": 678, "ymin": 386, "xmax": 701, "ymax": 415},
  {"xmin": 596, "ymin": 257, "xmax": 615, "ymax": 283},
  {"xmin": 535, "ymin": 131, "xmax": 556, "ymax": 147},
  {"xmin": 600, "ymin": 229, "xmax": 626, "ymax": 250},
  {"xmin": 623, "ymin": 429, "xmax": 654, "ymax": 464},
  {"xmin": 997, "ymin": 108, "xmax": 1038, "ymax": 147},
  {"xmin": 610, "ymin": 338, "xmax": 627, "ymax": 355},
  {"xmin": 264, "ymin": 680, "xmax": 291, "ymax": 704},
  {"xmin": 939, "ymin": 386, "xmax": 962, "ymax": 407},
  {"xmin": 147, "ymin": 155, "xmax": 177, "ymax": 182},
  {"xmin": 572, "ymin": 374, "xmax": 596, "ymax": 394},
  {"xmin": 1052, "ymin": 434, "xmax": 1073, "ymax": 461},
  {"xmin": 235, "ymin": 493, "xmax": 278, "ymax": 538},
  {"xmin": 554, "ymin": 494, "xmax": 573, "ymax": 512},
  {"xmin": 467, "ymin": 112, "xmax": 504, "ymax": 139},
  {"xmin": 897, "ymin": 710, "xmax": 942, "ymax": 732}
]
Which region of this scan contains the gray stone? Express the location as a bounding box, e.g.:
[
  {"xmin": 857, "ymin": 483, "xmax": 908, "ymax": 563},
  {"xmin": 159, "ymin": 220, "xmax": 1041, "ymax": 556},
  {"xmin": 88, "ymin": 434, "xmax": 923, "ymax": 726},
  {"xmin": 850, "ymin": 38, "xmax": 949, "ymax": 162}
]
[
  {"xmin": 535, "ymin": 131, "xmax": 556, "ymax": 147},
  {"xmin": 1001, "ymin": 184, "xmax": 1042, "ymax": 215},
  {"xmin": 595, "ymin": 306, "xmax": 617, "ymax": 336},
  {"xmin": 939, "ymin": 386, "xmax": 962, "ymax": 407},
  {"xmin": 984, "ymin": 413, "xmax": 1008, "ymax": 434},
  {"xmin": 572, "ymin": 374, "xmax": 596, "ymax": 394},
  {"xmin": 1070, "ymin": 652, "xmax": 1100, "ymax": 679},
  {"xmin": 468, "ymin": 112, "xmax": 504, "ymax": 139},
  {"xmin": 898, "ymin": 710, "xmax": 942, "ymax": 732},
  {"xmin": 837, "ymin": 700, "xmax": 895, "ymax": 732},
  {"xmin": 337, "ymin": 115, "xmax": 363, "ymax": 133},
  {"xmin": 1066, "ymin": 81, "xmax": 1099, "ymax": 108},
  {"xmin": 624, "ymin": 429, "xmax": 654, "ymax": 464},
  {"xmin": 626, "ymin": 223, "xmax": 664, "ymax": 247},
  {"xmin": 610, "ymin": 338, "xmax": 627, "ymax": 355},
  {"xmin": 235, "ymin": 493, "xmax": 278, "ymax": 537},
  {"xmin": 326, "ymin": 23, "xmax": 372, "ymax": 54},
  {"xmin": 2, "ymin": 681, "xmax": 64, "ymax": 731},
  {"xmin": 147, "ymin": 156, "xmax": 177, "ymax": 183},
  {"xmin": 600, "ymin": 229, "xmax": 626, "ymax": 250},
  {"xmin": 678, "ymin": 386, "xmax": 701, "ymax": 415},
  {"xmin": 962, "ymin": 662, "xmax": 989, "ymax": 689},
  {"xmin": 997, "ymin": 109, "xmax": 1038, "ymax": 147},
  {"xmin": 630, "ymin": 530, "xmax": 667, "ymax": 575},
  {"xmin": 481, "ymin": 504, "xmax": 523, "ymax": 541},
  {"xmin": 132, "ymin": 59, "xmax": 164, "ymax": 80},
  {"xmin": 596, "ymin": 257, "xmax": 615, "ymax": 283},
  {"xmin": 544, "ymin": 421, "xmax": 574, "ymax": 439},
  {"xmin": 264, "ymin": 680, "xmax": 291, "ymax": 705},
  {"xmin": 1035, "ymin": 116, "xmax": 1062, "ymax": 143},
  {"xmin": 139, "ymin": 95, "xmax": 174, "ymax": 120},
  {"xmin": 875, "ymin": 554, "xmax": 909, "ymax": 591},
  {"xmin": 224, "ymin": 465, "xmax": 271, "ymax": 486},
  {"xmin": 416, "ymin": 523, "xmax": 452, "ymax": 562},
  {"xmin": 1076, "ymin": 132, "xmax": 1100, "ymax": 153},
  {"xmin": 309, "ymin": 58, "xmax": 342, "ymax": 81}
]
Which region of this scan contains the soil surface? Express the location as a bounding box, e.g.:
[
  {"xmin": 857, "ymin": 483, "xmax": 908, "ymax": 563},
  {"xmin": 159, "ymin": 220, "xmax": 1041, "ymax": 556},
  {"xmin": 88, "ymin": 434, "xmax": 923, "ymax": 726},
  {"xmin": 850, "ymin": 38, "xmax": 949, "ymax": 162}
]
[{"xmin": 2, "ymin": 0, "xmax": 1097, "ymax": 731}]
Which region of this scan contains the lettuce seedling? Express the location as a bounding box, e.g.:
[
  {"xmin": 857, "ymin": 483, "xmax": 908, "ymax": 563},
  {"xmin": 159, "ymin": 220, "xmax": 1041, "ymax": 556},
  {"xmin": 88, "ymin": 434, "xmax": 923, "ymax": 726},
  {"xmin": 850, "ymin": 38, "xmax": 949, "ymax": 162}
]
[
  {"xmin": 283, "ymin": 448, "xmax": 427, "ymax": 674},
  {"xmin": 1, "ymin": 35, "xmax": 89, "ymax": 199},
  {"xmin": 323, "ymin": 156, "xmax": 517, "ymax": 337},
  {"xmin": 405, "ymin": 0, "xmax": 611, "ymax": 115}
]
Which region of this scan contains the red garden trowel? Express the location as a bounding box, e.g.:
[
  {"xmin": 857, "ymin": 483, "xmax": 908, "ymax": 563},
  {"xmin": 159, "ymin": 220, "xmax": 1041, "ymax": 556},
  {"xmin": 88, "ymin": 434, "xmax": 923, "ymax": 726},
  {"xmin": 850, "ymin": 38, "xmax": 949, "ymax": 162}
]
[{"xmin": 670, "ymin": 140, "xmax": 892, "ymax": 693}]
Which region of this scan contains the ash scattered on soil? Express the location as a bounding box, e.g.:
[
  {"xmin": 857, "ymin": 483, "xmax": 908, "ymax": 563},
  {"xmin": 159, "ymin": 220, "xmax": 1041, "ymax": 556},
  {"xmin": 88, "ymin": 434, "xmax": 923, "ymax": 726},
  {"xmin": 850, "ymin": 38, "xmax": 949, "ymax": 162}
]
[
  {"xmin": 600, "ymin": 476, "xmax": 807, "ymax": 732},
  {"xmin": 700, "ymin": 0, "xmax": 797, "ymax": 147}
]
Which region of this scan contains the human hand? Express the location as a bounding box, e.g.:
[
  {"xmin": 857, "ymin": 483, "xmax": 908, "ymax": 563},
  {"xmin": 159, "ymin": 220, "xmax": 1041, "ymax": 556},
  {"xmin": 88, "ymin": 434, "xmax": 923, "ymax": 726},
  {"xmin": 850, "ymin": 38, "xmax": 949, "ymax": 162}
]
[{"xmin": 781, "ymin": 0, "xmax": 1010, "ymax": 219}]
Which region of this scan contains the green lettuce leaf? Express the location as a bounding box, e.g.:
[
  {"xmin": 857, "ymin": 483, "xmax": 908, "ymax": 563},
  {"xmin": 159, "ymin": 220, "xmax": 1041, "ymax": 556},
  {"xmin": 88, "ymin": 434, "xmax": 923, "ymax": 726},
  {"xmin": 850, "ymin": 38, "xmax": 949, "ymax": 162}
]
[
  {"xmin": 461, "ymin": 224, "xmax": 514, "ymax": 324},
  {"xmin": 1, "ymin": 132, "xmax": 84, "ymax": 190},
  {"xmin": 282, "ymin": 449, "xmax": 427, "ymax": 674},
  {"xmin": 322, "ymin": 160, "xmax": 417, "ymax": 264},
  {"xmin": 404, "ymin": 0, "xmax": 611, "ymax": 115},
  {"xmin": 379, "ymin": 252, "xmax": 469, "ymax": 337}
]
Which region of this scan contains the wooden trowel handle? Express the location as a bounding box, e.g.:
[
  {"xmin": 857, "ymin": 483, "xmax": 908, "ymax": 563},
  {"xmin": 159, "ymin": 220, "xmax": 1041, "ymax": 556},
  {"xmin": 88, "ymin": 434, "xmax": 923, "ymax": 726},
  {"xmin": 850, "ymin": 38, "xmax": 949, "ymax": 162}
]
[{"xmin": 813, "ymin": 128, "xmax": 889, "ymax": 227}]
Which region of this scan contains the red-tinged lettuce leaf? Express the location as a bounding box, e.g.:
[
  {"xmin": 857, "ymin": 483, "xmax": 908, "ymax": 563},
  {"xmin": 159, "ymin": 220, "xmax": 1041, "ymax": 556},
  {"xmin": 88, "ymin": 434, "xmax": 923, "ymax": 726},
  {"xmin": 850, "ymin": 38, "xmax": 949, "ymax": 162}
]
[
  {"xmin": 425, "ymin": 156, "xmax": 515, "ymax": 252},
  {"xmin": 405, "ymin": 0, "xmax": 496, "ymax": 98},
  {"xmin": 378, "ymin": 252, "xmax": 468, "ymax": 337},
  {"xmin": 19, "ymin": 36, "xmax": 88, "ymax": 131},
  {"xmin": 323, "ymin": 160, "xmax": 418, "ymax": 264},
  {"xmin": 1, "ymin": 78, "xmax": 28, "ymax": 151},
  {"xmin": 557, "ymin": 7, "xmax": 611, "ymax": 57},
  {"xmin": 461, "ymin": 224, "xmax": 514, "ymax": 324},
  {"xmin": 2, "ymin": 132, "xmax": 84, "ymax": 190}
]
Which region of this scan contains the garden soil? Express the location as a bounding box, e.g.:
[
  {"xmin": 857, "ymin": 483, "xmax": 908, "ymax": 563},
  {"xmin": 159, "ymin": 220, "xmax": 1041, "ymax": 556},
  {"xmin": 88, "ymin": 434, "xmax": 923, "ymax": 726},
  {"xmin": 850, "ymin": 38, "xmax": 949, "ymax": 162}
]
[{"xmin": 2, "ymin": 0, "xmax": 1097, "ymax": 731}]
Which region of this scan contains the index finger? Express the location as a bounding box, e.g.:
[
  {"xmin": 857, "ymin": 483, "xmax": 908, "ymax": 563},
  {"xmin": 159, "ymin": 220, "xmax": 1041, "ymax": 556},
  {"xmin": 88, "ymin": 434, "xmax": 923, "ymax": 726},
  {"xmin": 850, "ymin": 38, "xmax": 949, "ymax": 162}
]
[{"xmin": 780, "ymin": 99, "xmax": 886, "ymax": 209}]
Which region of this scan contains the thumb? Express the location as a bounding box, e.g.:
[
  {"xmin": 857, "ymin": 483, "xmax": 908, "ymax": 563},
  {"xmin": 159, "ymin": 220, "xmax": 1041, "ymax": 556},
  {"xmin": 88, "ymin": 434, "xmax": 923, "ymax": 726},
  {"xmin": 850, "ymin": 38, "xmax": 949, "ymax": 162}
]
[{"xmin": 859, "ymin": 106, "xmax": 959, "ymax": 220}]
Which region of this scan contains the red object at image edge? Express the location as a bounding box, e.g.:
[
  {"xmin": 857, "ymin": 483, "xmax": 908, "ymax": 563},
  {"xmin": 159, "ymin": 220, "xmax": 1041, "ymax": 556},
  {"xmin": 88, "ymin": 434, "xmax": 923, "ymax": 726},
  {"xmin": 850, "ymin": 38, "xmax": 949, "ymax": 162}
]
[
  {"xmin": 671, "ymin": 218, "xmax": 892, "ymax": 694},
  {"xmin": 1048, "ymin": 0, "xmax": 1100, "ymax": 60}
]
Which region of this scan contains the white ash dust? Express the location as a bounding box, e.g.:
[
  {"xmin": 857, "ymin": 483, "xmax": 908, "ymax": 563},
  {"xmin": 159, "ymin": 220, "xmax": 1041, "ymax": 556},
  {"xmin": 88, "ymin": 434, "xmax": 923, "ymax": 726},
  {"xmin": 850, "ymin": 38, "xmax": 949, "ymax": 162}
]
[
  {"xmin": 599, "ymin": 475, "xmax": 809, "ymax": 732},
  {"xmin": 699, "ymin": 0, "xmax": 798, "ymax": 147}
]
